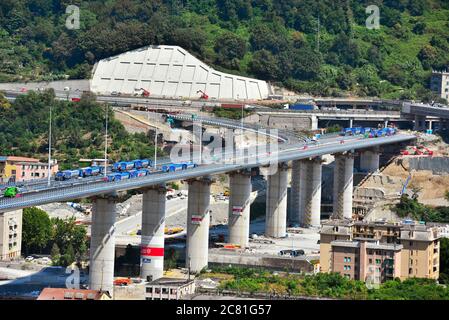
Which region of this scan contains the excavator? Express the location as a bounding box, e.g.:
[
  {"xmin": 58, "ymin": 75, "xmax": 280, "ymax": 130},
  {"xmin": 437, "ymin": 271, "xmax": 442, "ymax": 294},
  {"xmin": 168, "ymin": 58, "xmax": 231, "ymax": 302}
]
[
  {"xmin": 139, "ymin": 88, "xmax": 150, "ymax": 97},
  {"xmin": 197, "ymin": 90, "xmax": 209, "ymax": 100}
]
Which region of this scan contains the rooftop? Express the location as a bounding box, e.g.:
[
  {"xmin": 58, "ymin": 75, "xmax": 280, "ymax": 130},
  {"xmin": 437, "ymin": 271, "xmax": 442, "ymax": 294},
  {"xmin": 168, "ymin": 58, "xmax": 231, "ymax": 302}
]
[
  {"xmin": 147, "ymin": 277, "xmax": 194, "ymax": 287},
  {"xmin": 331, "ymin": 240, "xmax": 403, "ymax": 251},
  {"xmin": 36, "ymin": 288, "xmax": 111, "ymax": 300},
  {"xmin": 4, "ymin": 156, "xmax": 40, "ymax": 163}
]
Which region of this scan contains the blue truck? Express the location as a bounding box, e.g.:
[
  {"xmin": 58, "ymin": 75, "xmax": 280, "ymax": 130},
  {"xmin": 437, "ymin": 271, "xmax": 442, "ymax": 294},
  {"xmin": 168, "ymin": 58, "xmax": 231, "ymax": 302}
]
[
  {"xmin": 79, "ymin": 166, "xmax": 101, "ymax": 177},
  {"xmin": 55, "ymin": 169, "xmax": 81, "ymax": 181},
  {"xmin": 288, "ymin": 104, "xmax": 316, "ymax": 111}
]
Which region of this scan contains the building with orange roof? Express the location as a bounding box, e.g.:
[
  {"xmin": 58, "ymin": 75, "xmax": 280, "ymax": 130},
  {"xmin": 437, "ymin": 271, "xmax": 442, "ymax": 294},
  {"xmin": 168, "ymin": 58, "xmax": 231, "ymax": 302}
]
[
  {"xmin": 0, "ymin": 156, "xmax": 58, "ymax": 183},
  {"xmin": 37, "ymin": 288, "xmax": 112, "ymax": 300}
]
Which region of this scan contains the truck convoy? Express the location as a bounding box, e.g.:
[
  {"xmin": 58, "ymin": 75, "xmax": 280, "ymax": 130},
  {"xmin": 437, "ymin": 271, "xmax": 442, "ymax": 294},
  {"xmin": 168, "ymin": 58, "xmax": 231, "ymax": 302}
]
[
  {"xmin": 3, "ymin": 158, "xmax": 198, "ymax": 197},
  {"xmin": 340, "ymin": 127, "xmax": 397, "ymax": 138}
]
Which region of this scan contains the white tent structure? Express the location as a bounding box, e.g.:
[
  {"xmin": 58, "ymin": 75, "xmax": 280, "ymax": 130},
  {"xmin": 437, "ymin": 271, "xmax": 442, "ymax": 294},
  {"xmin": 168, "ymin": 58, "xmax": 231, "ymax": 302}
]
[{"xmin": 91, "ymin": 45, "xmax": 271, "ymax": 100}]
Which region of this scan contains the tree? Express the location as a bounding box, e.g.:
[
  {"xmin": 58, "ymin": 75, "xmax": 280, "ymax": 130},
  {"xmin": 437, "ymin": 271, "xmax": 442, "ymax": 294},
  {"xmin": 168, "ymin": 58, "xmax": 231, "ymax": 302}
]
[
  {"xmin": 22, "ymin": 207, "xmax": 52, "ymax": 255},
  {"xmin": 440, "ymin": 238, "xmax": 449, "ymax": 284},
  {"xmin": 214, "ymin": 32, "xmax": 247, "ymax": 69},
  {"xmin": 249, "ymin": 49, "xmax": 280, "ymax": 80}
]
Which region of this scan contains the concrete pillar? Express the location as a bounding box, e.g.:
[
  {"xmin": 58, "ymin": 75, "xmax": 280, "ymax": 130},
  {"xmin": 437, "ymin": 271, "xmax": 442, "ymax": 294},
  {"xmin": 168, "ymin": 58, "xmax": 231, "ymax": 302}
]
[
  {"xmin": 186, "ymin": 177, "xmax": 212, "ymax": 273},
  {"xmin": 359, "ymin": 148, "xmax": 380, "ymax": 173},
  {"xmin": 141, "ymin": 185, "xmax": 166, "ymax": 282},
  {"xmin": 89, "ymin": 195, "xmax": 117, "ymax": 294},
  {"xmin": 333, "ymin": 154, "xmax": 354, "ymax": 220},
  {"xmin": 349, "ymin": 118, "xmax": 354, "ymax": 128},
  {"xmin": 384, "ymin": 120, "xmax": 389, "ymax": 128},
  {"xmin": 228, "ymin": 171, "xmax": 252, "ymax": 248},
  {"xmin": 265, "ymin": 163, "xmax": 288, "ymax": 238},
  {"xmin": 290, "ymin": 160, "xmax": 301, "ymax": 225},
  {"xmin": 299, "ymin": 158, "xmax": 322, "ymax": 227},
  {"xmin": 310, "ymin": 116, "xmax": 318, "ymax": 130},
  {"xmin": 414, "ymin": 115, "xmax": 426, "ymax": 131}
]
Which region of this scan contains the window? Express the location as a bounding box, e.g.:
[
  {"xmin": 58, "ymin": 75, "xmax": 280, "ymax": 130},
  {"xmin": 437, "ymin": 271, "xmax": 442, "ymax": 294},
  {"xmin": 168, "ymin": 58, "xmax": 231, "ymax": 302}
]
[
  {"xmin": 155, "ymin": 288, "xmax": 161, "ymax": 294},
  {"xmin": 146, "ymin": 287, "xmax": 153, "ymax": 293},
  {"xmin": 409, "ymin": 241, "xmax": 413, "ymax": 246},
  {"xmin": 344, "ymin": 265, "xmax": 351, "ymax": 271},
  {"xmin": 409, "ymin": 268, "xmax": 413, "ymax": 274},
  {"xmin": 369, "ymin": 258, "xmax": 373, "ymax": 264},
  {"xmin": 162, "ymin": 288, "xmax": 168, "ymax": 294},
  {"xmin": 376, "ymin": 259, "xmax": 381, "ymax": 265}
]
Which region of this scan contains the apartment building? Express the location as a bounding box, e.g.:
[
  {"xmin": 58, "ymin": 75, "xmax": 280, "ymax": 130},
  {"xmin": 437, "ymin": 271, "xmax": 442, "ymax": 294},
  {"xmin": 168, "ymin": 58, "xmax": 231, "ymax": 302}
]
[
  {"xmin": 431, "ymin": 70, "xmax": 449, "ymax": 101},
  {"xmin": 0, "ymin": 156, "xmax": 58, "ymax": 182},
  {"xmin": 320, "ymin": 219, "xmax": 440, "ymax": 283},
  {"xmin": 145, "ymin": 278, "xmax": 195, "ymax": 300},
  {"xmin": 0, "ymin": 210, "xmax": 22, "ymax": 261}
]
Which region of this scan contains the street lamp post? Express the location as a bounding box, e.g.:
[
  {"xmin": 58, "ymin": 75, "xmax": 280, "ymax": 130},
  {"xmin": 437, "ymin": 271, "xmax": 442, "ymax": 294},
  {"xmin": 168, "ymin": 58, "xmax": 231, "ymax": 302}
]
[
  {"xmin": 47, "ymin": 105, "xmax": 52, "ymax": 186},
  {"xmin": 104, "ymin": 105, "xmax": 108, "ymax": 177}
]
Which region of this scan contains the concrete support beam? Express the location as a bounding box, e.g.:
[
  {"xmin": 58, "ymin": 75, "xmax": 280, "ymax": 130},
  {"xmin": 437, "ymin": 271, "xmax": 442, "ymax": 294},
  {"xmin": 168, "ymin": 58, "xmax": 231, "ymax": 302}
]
[
  {"xmin": 186, "ymin": 177, "xmax": 212, "ymax": 273},
  {"xmin": 265, "ymin": 163, "xmax": 288, "ymax": 238},
  {"xmin": 290, "ymin": 160, "xmax": 301, "ymax": 225},
  {"xmin": 310, "ymin": 116, "xmax": 318, "ymax": 131},
  {"xmin": 228, "ymin": 171, "xmax": 252, "ymax": 248},
  {"xmin": 359, "ymin": 147, "xmax": 380, "ymax": 173},
  {"xmin": 332, "ymin": 154, "xmax": 354, "ymax": 220},
  {"xmin": 141, "ymin": 185, "xmax": 166, "ymax": 282},
  {"xmin": 89, "ymin": 195, "xmax": 117, "ymax": 294},
  {"xmin": 299, "ymin": 157, "xmax": 322, "ymax": 227},
  {"xmin": 414, "ymin": 115, "xmax": 426, "ymax": 131}
]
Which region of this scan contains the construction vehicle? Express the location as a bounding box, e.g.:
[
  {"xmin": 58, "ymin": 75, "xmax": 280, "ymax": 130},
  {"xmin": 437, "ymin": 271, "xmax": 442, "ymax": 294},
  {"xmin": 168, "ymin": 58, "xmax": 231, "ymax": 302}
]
[
  {"xmin": 401, "ymin": 146, "xmax": 433, "ymax": 156},
  {"xmin": 139, "ymin": 88, "xmax": 150, "ymax": 97},
  {"xmin": 197, "ymin": 90, "xmax": 209, "ymax": 100},
  {"xmin": 3, "ymin": 186, "xmax": 20, "ymax": 198},
  {"xmin": 164, "ymin": 227, "xmax": 184, "ymax": 235},
  {"xmin": 113, "ymin": 278, "xmax": 132, "ymax": 286}
]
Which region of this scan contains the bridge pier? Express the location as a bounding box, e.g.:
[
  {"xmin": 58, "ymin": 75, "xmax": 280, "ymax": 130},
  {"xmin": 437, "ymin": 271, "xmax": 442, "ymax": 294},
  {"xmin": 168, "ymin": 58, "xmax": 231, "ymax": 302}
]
[
  {"xmin": 186, "ymin": 177, "xmax": 212, "ymax": 273},
  {"xmin": 359, "ymin": 147, "xmax": 380, "ymax": 173},
  {"xmin": 228, "ymin": 171, "xmax": 252, "ymax": 248},
  {"xmin": 299, "ymin": 157, "xmax": 322, "ymax": 227},
  {"xmin": 89, "ymin": 195, "xmax": 117, "ymax": 294},
  {"xmin": 290, "ymin": 160, "xmax": 301, "ymax": 225},
  {"xmin": 414, "ymin": 115, "xmax": 426, "ymax": 131},
  {"xmin": 332, "ymin": 153, "xmax": 354, "ymax": 220},
  {"xmin": 140, "ymin": 185, "xmax": 166, "ymax": 282},
  {"xmin": 265, "ymin": 163, "xmax": 288, "ymax": 238}
]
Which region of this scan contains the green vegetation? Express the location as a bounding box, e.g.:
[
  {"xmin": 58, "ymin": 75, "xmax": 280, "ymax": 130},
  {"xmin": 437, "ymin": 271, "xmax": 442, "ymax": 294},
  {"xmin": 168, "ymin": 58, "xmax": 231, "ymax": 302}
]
[
  {"xmin": 22, "ymin": 207, "xmax": 88, "ymax": 266},
  {"xmin": 211, "ymin": 107, "xmax": 251, "ymax": 120},
  {"xmin": 206, "ymin": 266, "xmax": 449, "ymax": 300},
  {"xmin": 439, "ymin": 238, "xmax": 449, "ymax": 284},
  {"xmin": 0, "ymin": 90, "xmax": 163, "ymax": 169},
  {"xmin": 325, "ymin": 124, "xmax": 342, "ymax": 134},
  {"xmin": 393, "ymin": 194, "xmax": 449, "ymax": 222},
  {"xmin": 0, "ymin": 1, "xmax": 448, "ymax": 101}
]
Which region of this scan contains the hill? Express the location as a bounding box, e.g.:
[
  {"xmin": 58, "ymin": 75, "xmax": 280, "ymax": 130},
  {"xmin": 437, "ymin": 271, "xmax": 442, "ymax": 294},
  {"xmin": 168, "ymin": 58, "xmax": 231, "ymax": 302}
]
[{"xmin": 0, "ymin": 1, "xmax": 448, "ymax": 101}]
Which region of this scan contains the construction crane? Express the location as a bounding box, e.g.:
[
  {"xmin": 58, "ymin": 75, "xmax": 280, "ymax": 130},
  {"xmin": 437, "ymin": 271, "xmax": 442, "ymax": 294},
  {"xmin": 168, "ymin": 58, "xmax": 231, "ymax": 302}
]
[{"xmin": 197, "ymin": 90, "xmax": 209, "ymax": 100}]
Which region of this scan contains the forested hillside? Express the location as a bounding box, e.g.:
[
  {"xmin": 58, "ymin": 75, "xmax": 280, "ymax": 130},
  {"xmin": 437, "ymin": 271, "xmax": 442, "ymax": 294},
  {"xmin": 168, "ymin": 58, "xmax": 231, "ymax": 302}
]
[{"xmin": 1, "ymin": 0, "xmax": 449, "ymax": 100}]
